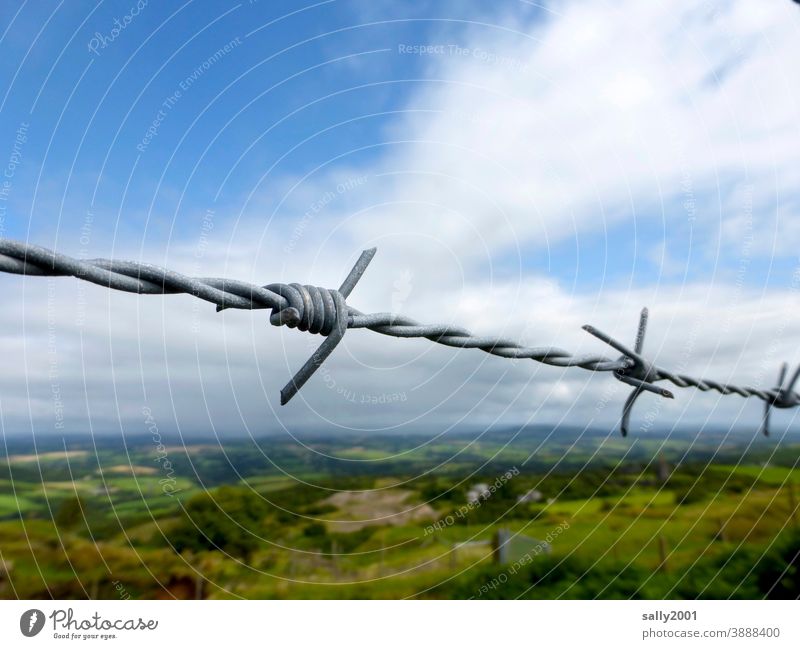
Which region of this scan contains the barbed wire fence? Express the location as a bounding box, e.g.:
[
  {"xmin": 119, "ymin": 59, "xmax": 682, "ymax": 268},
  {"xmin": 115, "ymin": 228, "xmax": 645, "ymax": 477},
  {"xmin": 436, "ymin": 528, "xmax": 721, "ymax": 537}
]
[{"xmin": 1, "ymin": 237, "xmax": 798, "ymax": 437}]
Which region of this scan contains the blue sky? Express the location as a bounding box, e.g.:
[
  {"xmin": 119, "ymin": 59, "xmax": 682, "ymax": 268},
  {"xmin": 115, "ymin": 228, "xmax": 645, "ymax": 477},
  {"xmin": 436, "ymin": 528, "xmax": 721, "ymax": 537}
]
[
  {"xmin": 2, "ymin": 1, "xmax": 532, "ymax": 249},
  {"xmin": 1, "ymin": 0, "xmax": 800, "ymax": 437}
]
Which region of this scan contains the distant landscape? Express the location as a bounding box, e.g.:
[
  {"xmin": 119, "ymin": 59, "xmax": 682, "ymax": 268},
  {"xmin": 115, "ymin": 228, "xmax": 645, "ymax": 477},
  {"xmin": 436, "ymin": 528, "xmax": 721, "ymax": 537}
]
[{"xmin": 1, "ymin": 426, "xmax": 799, "ymax": 599}]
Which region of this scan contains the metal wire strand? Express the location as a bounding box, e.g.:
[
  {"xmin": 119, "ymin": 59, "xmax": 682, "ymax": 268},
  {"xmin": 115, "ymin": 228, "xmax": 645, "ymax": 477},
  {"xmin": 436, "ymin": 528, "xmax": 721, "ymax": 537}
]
[
  {"xmin": 0, "ymin": 239, "xmax": 626, "ymax": 374},
  {"xmin": 0, "ymin": 238, "xmax": 793, "ymax": 411}
]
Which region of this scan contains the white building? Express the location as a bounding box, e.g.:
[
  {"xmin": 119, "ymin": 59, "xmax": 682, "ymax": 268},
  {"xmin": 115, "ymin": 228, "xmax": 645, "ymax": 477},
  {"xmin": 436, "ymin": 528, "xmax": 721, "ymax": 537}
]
[
  {"xmin": 517, "ymin": 488, "xmax": 543, "ymax": 504},
  {"xmin": 467, "ymin": 483, "xmax": 491, "ymax": 504}
]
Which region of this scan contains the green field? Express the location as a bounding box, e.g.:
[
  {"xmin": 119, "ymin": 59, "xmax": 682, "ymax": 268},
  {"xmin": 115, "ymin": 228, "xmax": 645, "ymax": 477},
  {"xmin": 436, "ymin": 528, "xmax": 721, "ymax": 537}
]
[{"xmin": 0, "ymin": 427, "xmax": 798, "ymax": 599}]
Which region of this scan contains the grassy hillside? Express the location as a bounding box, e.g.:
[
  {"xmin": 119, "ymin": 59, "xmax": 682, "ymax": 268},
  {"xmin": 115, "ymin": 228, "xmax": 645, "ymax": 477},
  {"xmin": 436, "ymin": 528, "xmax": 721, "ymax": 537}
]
[{"xmin": 0, "ymin": 427, "xmax": 798, "ymax": 599}]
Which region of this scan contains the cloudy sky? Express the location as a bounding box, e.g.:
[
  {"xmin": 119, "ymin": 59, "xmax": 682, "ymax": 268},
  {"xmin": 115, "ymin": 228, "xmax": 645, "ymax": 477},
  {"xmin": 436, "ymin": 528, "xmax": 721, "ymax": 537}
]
[{"xmin": 1, "ymin": 0, "xmax": 799, "ymax": 439}]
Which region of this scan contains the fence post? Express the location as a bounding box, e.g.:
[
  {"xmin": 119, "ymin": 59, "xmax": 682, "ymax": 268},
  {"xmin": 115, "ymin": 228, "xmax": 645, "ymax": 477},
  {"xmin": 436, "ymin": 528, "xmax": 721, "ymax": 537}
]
[
  {"xmin": 788, "ymin": 482, "xmax": 799, "ymax": 530},
  {"xmin": 493, "ymin": 529, "xmax": 510, "ymax": 565},
  {"xmin": 658, "ymin": 534, "xmax": 668, "ymax": 572}
]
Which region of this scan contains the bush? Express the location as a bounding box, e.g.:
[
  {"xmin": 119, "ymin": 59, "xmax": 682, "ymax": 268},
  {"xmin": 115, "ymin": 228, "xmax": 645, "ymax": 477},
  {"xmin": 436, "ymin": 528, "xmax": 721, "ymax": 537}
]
[
  {"xmin": 755, "ymin": 530, "xmax": 800, "ymax": 598},
  {"xmin": 54, "ymin": 496, "xmax": 86, "ymax": 529},
  {"xmin": 170, "ymin": 486, "xmax": 269, "ymax": 559},
  {"xmin": 433, "ymin": 556, "xmax": 653, "ymax": 599},
  {"xmin": 432, "ymin": 529, "xmax": 800, "ymax": 599}
]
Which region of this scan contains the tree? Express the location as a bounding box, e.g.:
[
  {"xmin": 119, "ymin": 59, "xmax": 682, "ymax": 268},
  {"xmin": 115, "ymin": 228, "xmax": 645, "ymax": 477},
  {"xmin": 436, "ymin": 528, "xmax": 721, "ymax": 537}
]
[
  {"xmin": 54, "ymin": 496, "xmax": 86, "ymax": 529},
  {"xmin": 756, "ymin": 531, "xmax": 800, "ymax": 598},
  {"xmin": 170, "ymin": 486, "xmax": 269, "ymax": 559}
]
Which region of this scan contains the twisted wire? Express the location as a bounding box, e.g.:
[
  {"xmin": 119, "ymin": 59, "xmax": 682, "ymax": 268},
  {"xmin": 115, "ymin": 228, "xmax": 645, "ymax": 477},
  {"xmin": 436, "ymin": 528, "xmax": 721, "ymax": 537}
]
[
  {"xmin": 654, "ymin": 368, "xmax": 777, "ymax": 402},
  {"xmin": 0, "ymin": 238, "xmax": 790, "ymax": 406},
  {"xmin": 0, "ymin": 239, "xmax": 626, "ymax": 373},
  {"xmin": 346, "ymin": 310, "xmax": 626, "ymax": 371}
]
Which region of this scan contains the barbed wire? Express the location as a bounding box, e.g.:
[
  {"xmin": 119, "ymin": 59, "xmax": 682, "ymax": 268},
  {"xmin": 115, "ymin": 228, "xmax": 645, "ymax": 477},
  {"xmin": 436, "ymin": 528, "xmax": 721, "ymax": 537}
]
[{"xmin": 1, "ymin": 237, "xmax": 797, "ymax": 437}]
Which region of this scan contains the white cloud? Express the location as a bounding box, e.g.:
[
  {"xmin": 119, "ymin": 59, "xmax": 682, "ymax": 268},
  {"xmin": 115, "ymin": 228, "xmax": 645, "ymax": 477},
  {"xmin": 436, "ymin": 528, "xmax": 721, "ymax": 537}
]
[
  {"xmin": 3, "ymin": 0, "xmax": 800, "ymax": 437},
  {"xmin": 331, "ymin": 0, "xmax": 800, "ymax": 260},
  {"xmin": 3, "ymin": 256, "xmax": 800, "ymax": 436}
]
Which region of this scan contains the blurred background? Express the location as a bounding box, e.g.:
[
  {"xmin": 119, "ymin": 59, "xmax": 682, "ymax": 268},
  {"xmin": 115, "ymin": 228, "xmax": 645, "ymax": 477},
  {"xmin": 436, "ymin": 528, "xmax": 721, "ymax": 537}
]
[{"xmin": 0, "ymin": 0, "xmax": 799, "ymax": 599}]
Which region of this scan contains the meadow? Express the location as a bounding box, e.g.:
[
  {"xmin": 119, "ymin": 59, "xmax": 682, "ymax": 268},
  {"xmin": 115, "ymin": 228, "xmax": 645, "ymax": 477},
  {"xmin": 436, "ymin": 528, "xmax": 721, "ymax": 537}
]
[{"xmin": 0, "ymin": 426, "xmax": 798, "ymax": 599}]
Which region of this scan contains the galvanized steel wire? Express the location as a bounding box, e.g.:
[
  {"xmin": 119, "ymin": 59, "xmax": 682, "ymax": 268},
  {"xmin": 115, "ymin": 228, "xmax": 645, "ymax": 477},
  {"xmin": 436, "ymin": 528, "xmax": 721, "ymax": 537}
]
[{"xmin": 1, "ymin": 237, "xmax": 797, "ymax": 435}]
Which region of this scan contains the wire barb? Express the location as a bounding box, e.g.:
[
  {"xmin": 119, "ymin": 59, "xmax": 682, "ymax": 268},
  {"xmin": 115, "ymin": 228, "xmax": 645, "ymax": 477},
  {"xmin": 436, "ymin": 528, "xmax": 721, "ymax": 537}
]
[
  {"xmin": 584, "ymin": 308, "xmax": 674, "ymax": 437},
  {"xmin": 1, "ymin": 237, "xmax": 798, "ymax": 435},
  {"xmin": 761, "ymin": 362, "xmax": 800, "ymax": 437},
  {"xmin": 277, "ymin": 248, "xmax": 376, "ymax": 405}
]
